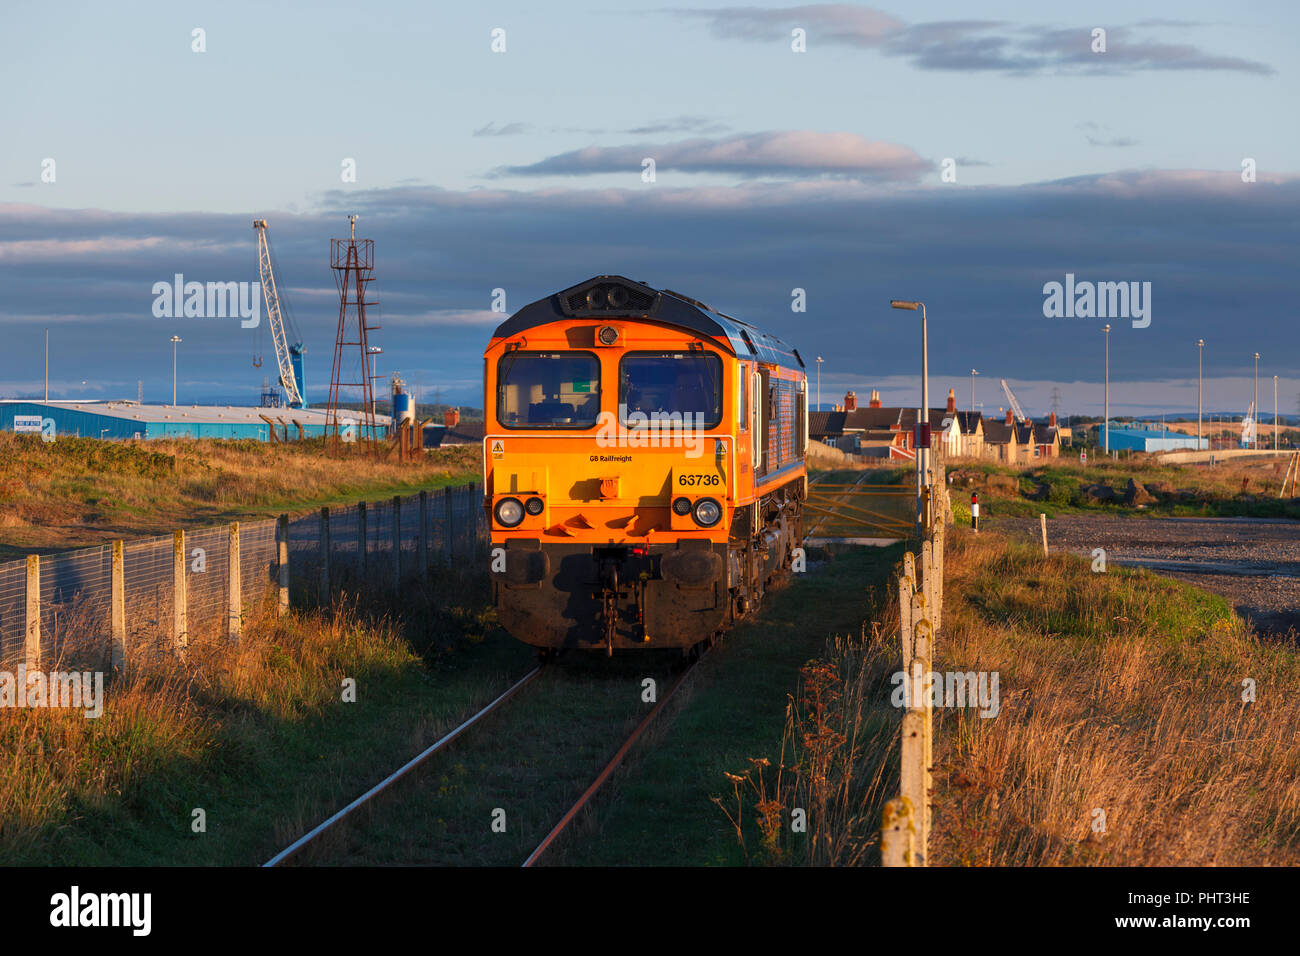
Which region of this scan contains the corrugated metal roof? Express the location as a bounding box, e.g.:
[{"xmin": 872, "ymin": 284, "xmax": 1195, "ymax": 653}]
[{"xmin": 0, "ymin": 400, "xmax": 391, "ymax": 426}]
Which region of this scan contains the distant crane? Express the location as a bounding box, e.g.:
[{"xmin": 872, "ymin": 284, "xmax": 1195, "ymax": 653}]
[
  {"xmin": 253, "ymin": 220, "xmax": 307, "ymax": 408},
  {"xmin": 1241, "ymin": 401, "xmax": 1256, "ymax": 448},
  {"xmin": 1000, "ymin": 379, "xmax": 1027, "ymax": 422}
]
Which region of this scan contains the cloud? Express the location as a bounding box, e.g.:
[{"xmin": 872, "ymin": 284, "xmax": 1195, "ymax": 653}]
[
  {"xmin": 1077, "ymin": 122, "xmax": 1139, "ymax": 148},
  {"xmin": 473, "ymin": 121, "xmax": 533, "ymax": 137},
  {"xmin": 3, "ymin": 168, "xmax": 1298, "ymax": 405},
  {"xmin": 623, "ymin": 115, "xmax": 731, "ymax": 135},
  {"xmin": 492, "ymin": 130, "xmax": 930, "ymax": 181},
  {"xmin": 675, "ymin": 5, "xmax": 1276, "ymax": 76}
]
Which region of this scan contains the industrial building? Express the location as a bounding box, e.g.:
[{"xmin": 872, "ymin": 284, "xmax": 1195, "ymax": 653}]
[
  {"xmin": 1, "ymin": 400, "xmax": 390, "ymax": 442},
  {"xmin": 1104, "ymin": 425, "xmax": 1209, "ymax": 453}
]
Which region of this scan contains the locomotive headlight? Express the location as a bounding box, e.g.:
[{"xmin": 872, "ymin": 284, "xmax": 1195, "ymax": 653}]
[
  {"xmin": 597, "ymin": 325, "xmax": 620, "ymax": 346},
  {"xmin": 671, "ymin": 496, "xmax": 692, "ymax": 516},
  {"xmin": 495, "ymin": 497, "xmax": 525, "ymax": 527},
  {"xmin": 524, "ymin": 496, "xmax": 545, "ymax": 516},
  {"xmin": 692, "ymin": 497, "xmax": 722, "ymax": 527}
]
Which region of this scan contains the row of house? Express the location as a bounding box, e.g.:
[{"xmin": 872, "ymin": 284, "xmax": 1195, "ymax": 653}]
[{"xmin": 810, "ymin": 389, "xmax": 1061, "ymax": 464}]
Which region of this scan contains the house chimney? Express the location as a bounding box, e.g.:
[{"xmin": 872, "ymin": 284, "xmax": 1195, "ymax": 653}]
[
  {"xmin": 444, "ymin": 408, "xmax": 460, "ymax": 428},
  {"xmin": 1005, "ymin": 408, "xmax": 1014, "ymax": 426},
  {"xmin": 946, "ymin": 388, "xmax": 956, "ymax": 414},
  {"xmin": 844, "ymin": 390, "xmax": 857, "ymax": 411},
  {"xmin": 1049, "ymin": 411, "xmax": 1057, "ymax": 427},
  {"xmin": 869, "ymin": 389, "xmax": 882, "ymax": 409}
]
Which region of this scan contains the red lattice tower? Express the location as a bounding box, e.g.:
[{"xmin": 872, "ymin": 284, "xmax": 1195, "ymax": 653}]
[{"xmin": 326, "ymin": 216, "xmax": 381, "ymax": 449}]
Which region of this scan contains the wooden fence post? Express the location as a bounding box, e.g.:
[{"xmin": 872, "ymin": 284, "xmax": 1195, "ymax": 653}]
[
  {"xmin": 881, "ymin": 797, "xmax": 917, "ymax": 867},
  {"xmin": 319, "ymin": 507, "xmax": 330, "ymax": 603},
  {"xmin": 111, "ymin": 541, "xmax": 125, "ymax": 671},
  {"xmin": 1040, "ymin": 512, "xmax": 1048, "ymax": 556},
  {"xmin": 358, "ymin": 501, "xmax": 367, "ymax": 576},
  {"xmin": 444, "ymin": 486, "xmax": 454, "ymax": 558},
  {"xmin": 173, "ymin": 530, "xmax": 188, "ymax": 657},
  {"xmin": 25, "ymin": 554, "xmax": 39, "ymax": 670},
  {"xmin": 277, "ymin": 514, "xmax": 289, "ymax": 616},
  {"xmin": 392, "ymin": 495, "xmax": 402, "ymax": 591},
  {"xmin": 228, "ymin": 522, "xmax": 242, "ymax": 642},
  {"xmin": 418, "ymin": 490, "xmax": 429, "ymax": 584}
]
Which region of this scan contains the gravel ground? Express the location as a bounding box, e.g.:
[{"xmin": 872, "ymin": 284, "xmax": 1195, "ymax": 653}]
[{"xmin": 993, "ymin": 513, "xmax": 1300, "ymax": 638}]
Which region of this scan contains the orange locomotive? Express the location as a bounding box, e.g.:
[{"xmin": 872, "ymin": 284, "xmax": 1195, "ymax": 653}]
[{"xmin": 483, "ymin": 276, "xmax": 808, "ymax": 653}]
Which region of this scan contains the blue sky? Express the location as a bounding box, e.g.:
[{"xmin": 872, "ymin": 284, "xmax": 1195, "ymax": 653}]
[{"xmin": 2, "ymin": 1, "xmax": 1297, "ymax": 417}]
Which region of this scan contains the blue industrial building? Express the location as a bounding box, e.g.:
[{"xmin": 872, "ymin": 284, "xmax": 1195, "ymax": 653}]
[
  {"xmin": 1105, "ymin": 425, "xmax": 1209, "ymax": 453},
  {"xmin": 1, "ymin": 401, "xmax": 390, "ymax": 441}
]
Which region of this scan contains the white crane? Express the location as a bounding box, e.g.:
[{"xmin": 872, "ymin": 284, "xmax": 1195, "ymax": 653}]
[
  {"xmin": 1000, "ymin": 379, "xmax": 1027, "ymax": 422},
  {"xmin": 1241, "ymin": 401, "xmax": 1256, "ymax": 448},
  {"xmin": 253, "ymin": 220, "xmax": 306, "ymax": 408}
]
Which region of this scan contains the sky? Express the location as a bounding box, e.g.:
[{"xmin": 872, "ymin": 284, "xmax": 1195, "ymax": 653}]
[{"xmin": 1, "ymin": 0, "xmax": 1297, "ymax": 418}]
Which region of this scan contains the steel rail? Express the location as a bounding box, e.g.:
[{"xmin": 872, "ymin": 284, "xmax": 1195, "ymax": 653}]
[
  {"xmin": 263, "ymin": 666, "xmax": 542, "ymax": 866},
  {"xmin": 522, "ymin": 654, "xmax": 702, "ymax": 867}
]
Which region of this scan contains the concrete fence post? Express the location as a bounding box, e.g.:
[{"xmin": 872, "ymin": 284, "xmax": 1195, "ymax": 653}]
[
  {"xmin": 319, "ymin": 507, "xmax": 330, "ymax": 603},
  {"xmin": 913, "ymin": 619, "xmax": 934, "ymax": 856},
  {"xmin": 392, "ymin": 495, "xmax": 402, "ymax": 591},
  {"xmin": 358, "ymin": 501, "xmax": 367, "ymax": 577},
  {"xmin": 418, "ymin": 490, "xmax": 429, "ymax": 584},
  {"xmin": 25, "ymin": 554, "xmax": 40, "ymax": 670},
  {"xmin": 173, "ymin": 530, "xmax": 188, "ymax": 657},
  {"xmin": 444, "ymin": 486, "xmax": 454, "ymax": 558},
  {"xmin": 900, "ymin": 709, "xmax": 927, "ymax": 866},
  {"xmin": 1040, "ymin": 512, "xmax": 1048, "ymax": 556},
  {"xmin": 228, "ymin": 522, "xmax": 242, "ymax": 643},
  {"xmin": 110, "ymin": 540, "xmax": 125, "ymax": 671},
  {"xmin": 899, "ymin": 572, "xmax": 914, "ymax": 669},
  {"xmin": 921, "ymin": 537, "xmax": 934, "ymax": 619},
  {"xmin": 880, "ymin": 797, "xmax": 917, "ymax": 867},
  {"xmin": 277, "ymin": 514, "xmax": 289, "ymax": 616}
]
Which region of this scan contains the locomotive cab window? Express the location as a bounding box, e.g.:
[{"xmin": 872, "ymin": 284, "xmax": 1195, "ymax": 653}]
[
  {"xmin": 619, "ymin": 351, "xmax": 722, "ymax": 428},
  {"xmin": 497, "ymin": 351, "xmax": 600, "ymax": 428}
]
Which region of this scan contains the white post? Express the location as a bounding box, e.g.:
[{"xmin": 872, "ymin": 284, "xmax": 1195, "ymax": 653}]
[
  {"xmin": 111, "ymin": 541, "xmax": 125, "ymax": 670},
  {"xmin": 228, "ymin": 522, "xmax": 242, "ymax": 642},
  {"xmin": 173, "ymin": 530, "xmax": 188, "ymax": 657},
  {"xmin": 25, "ymin": 555, "xmax": 40, "ymax": 670}
]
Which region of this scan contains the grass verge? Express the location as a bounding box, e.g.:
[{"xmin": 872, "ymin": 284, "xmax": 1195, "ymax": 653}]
[{"xmin": 0, "ymin": 434, "xmax": 481, "ymax": 560}]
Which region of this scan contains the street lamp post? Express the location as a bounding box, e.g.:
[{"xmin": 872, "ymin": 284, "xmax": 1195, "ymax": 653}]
[
  {"xmin": 1274, "ymin": 374, "xmax": 1279, "ymax": 452},
  {"xmin": 1254, "ymin": 353, "xmax": 1260, "ymax": 450},
  {"xmin": 891, "ymin": 299, "xmax": 929, "ymax": 536},
  {"xmin": 169, "ymin": 335, "xmax": 182, "ymax": 406},
  {"xmin": 970, "ymin": 368, "xmax": 979, "ymax": 413},
  {"xmin": 1103, "ymin": 324, "xmax": 1111, "ymax": 455},
  {"xmin": 1197, "ymin": 339, "xmax": 1204, "ymax": 450},
  {"xmin": 815, "ymin": 356, "xmax": 824, "ymax": 412}
]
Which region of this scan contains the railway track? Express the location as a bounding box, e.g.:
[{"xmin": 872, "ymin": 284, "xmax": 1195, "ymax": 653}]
[
  {"xmin": 262, "ymin": 650, "xmax": 705, "ymax": 867},
  {"xmin": 522, "ymin": 651, "xmax": 703, "ymax": 866},
  {"xmin": 262, "ymin": 666, "xmax": 542, "ymax": 867}
]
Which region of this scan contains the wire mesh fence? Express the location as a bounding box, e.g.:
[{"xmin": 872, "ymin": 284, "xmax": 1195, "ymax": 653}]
[{"xmin": 0, "ymin": 482, "xmax": 486, "ymax": 669}]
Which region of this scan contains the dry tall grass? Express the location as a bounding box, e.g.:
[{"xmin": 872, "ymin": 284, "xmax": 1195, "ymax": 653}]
[
  {"xmin": 0, "ymin": 555, "xmax": 493, "ymax": 864},
  {"xmin": 932, "ymin": 531, "xmax": 1300, "ymax": 865},
  {"xmin": 0, "ymin": 433, "xmax": 481, "ymax": 556}
]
